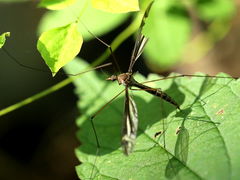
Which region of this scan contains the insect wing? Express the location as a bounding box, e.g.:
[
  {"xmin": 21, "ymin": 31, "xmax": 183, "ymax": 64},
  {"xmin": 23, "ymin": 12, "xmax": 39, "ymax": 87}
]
[
  {"xmin": 128, "ymin": 34, "xmax": 149, "ymax": 73},
  {"xmin": 128, "ymin": 2, "xmax": 153, "ymax": 73},
  {"xmin": 122, "ymin": 87, "xmax": 138, "ymax": 155},
  {"xmin": 134, "ymin": 35, "xmax": 148, "ymax": 61}
]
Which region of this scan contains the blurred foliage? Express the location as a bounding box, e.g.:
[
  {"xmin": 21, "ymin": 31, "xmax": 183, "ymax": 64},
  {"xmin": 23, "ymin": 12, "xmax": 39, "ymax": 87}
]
[
  {"xmin": 37, "ymin": 0, "xmax": 129, "ymax": 41},
  {"xmin": 37, "ymin": 0, "xmax": 236, "ymax": 72},
  {"xmin": 143, "ymin": 0, "xmax": 236, "ymax": 71},
  {"xmin": 3, "ymin": 0, "xmax": 235, "ymax": 72},
  {"xmin": 196, "ymin": 0, "xmax": 235, "ymax": 20},
  {"xmin": 0, "ymin": 0, "xmax": 28, "ymax": 2}
]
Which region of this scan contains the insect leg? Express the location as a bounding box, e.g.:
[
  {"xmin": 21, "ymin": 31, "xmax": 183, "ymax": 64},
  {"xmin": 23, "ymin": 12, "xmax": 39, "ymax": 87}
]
[{"xmin": 89, "ymin": 89, "xmax": 125, "ymax": 178}]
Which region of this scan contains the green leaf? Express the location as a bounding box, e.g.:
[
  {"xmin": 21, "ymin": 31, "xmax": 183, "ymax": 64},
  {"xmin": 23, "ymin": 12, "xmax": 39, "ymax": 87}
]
[
  {"xmin": 91, "ymin": 0, "xmax": 139, "ymax": 13},
  {"xmin": 37, "ymin": 0, "xmax": 129, "ymax": 41},
  {"xmin": 196, "ymin": 0, "xmax": 236, "ymax": 21},
  {"xmin": 64, "ymin": 60, "xmax": 240, "ymax": 179},
  {"xmin": 143, "ymin": 0, "xmax": 191, "ymax": 70},
  {"xmin": 38, "ymin": 0, "xmax": 76, "ymax": 10},
  {"xmin": 0, "ymin": 32, "xmax": 10, "ymax": 48},
  {"xmin": 37, "ymin": 22, "xmax": 83, "ymax": 76}
]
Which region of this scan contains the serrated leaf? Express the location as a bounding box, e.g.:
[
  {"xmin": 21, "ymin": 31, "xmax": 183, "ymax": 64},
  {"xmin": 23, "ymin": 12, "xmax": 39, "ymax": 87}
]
[
  {"xmin": 91, "ymin": 0, "xmax": 139, "ymax": 13},
  {"xmin": 38, "ymin": 0, "xmax": 76, "ymax": 10},
  {"xmin": 37, "ymin": 0, "xmax": 129, "ymax": 41},
  {"xmin": 143, "ymin": 0, "xmax": 191, "ymax": 70},
  {"xmin": 0, "ymin": 32, "xmax": 10, "ymax": 48},
  {"xmin": 37, "ymin": 23, "xmax": 83, "ymax": 76},
  {"xmin": 64, "ymin": 60, "xmax": 240, "ymax": 180}
]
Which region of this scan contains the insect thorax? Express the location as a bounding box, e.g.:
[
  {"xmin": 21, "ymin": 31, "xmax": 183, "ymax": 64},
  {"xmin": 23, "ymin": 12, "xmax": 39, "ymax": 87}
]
[{"xmin": 117, "ymin": 73, "xmax": 132, "ymax": 86}]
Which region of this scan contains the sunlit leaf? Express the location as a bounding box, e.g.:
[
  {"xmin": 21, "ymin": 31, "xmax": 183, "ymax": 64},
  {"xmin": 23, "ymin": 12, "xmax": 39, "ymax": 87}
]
[
  {"xmin": 37, "ymin": 23, "xmax": 82, "ymax": 76},
  {"xmin": 91, "ymin": 0, "xmax": 139, "ymax": 13},
  {"xmin": 37, "ymin": 0, "xmax": 128, "ymax": 41},
  {"xmin": 38, "ymin": 0, "xmax": 76, "ymax": 10},
  {"xmin": 0, "ymin": 32, "xmax": 10, "ymax": 48},
  {"xmin": 64, "ymin": 60, "xmax": 240, "ymax": 179}
]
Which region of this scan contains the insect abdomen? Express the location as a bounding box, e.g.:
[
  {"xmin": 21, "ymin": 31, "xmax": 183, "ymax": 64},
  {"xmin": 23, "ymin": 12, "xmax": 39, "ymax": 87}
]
[{"xmin": 132, "ymin": 81, "xmax": 180, "ymax": 109}]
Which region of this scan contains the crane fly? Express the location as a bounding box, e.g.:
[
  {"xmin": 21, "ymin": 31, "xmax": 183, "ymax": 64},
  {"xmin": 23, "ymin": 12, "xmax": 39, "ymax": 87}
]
[
  {"xmin": 90, "ymin": 1, "xmax": 238, "ymax": 157},
  {"xmin": 106, "ymin": 34, "xmax": 180, "ymax": 155},
  {"xmin": 92, "ymin": 2, "xmax": 180, "ymax": 155}
]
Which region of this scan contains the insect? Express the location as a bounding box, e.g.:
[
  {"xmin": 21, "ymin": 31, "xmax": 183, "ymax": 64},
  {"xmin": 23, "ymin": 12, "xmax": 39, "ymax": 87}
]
[{"xmin": 104, "ymin": 3, "xmax": 180, "ymax": 155}]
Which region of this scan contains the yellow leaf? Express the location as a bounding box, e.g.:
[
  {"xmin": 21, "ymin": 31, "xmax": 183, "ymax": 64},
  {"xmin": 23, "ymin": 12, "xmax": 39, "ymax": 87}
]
[
  {"xmin": 38, "ymin": 0, "xmax": 76, "ymax": 10},
  {"xmin": 91, "ymin": 0, "xmax": 139, "ymax": 13}
]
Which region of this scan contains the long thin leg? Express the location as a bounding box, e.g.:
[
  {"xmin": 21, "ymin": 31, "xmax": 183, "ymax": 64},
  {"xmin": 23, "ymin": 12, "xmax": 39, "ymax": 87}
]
[
  {"xmin": 89, "ymin": 89, "xmax": 125, "ymax": 178},
  {"xmin": 80, "ymin": 21, "xmax": 121, "ymax": 73},
  {"xmin": 141, "ymin": 74, "xmax": 238, "ymax": 85},
  {"xmin": 2, "ymin": 46, "xmax": 112, "ymax": 76},
  {"xmin": 160, "ymin": 101, "xmax": 166, "ymax": 148},
  {"xmin": 90, "ymin": 88, "xmax": 125, "ymax": 154},
  {"xmin": 91, "ymin": 89, "xmax": 125, "ymax": 119},
  {"xmin": 2, "ymin": 46, "xmax": 47, "ymax": 72}
]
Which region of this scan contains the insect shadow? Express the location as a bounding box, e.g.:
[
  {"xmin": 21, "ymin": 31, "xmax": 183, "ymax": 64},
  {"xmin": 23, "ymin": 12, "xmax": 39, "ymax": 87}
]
[{"xmin": 164, "ymin": 77, "xmax": 232, "ymax": 179}]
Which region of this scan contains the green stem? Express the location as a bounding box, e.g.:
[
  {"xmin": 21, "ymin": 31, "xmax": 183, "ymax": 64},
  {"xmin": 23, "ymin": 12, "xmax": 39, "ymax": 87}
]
[
  {"xmin": 0, "ymin": 78, "xmax": 71, "ymax": 116},
  {"xmin": 0, "ymin": 64, "xmax": 104, "ymax": 117}
]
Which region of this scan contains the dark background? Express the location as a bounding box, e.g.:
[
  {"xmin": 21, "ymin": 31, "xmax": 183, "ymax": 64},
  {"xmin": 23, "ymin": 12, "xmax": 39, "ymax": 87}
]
[
  {"xmin": 0, "ymin": 1, "xmax": 240, "ymax": 180},
  {"xmin": 0, "ymin": 2, "xmax": 80, "ymax": 180}
]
